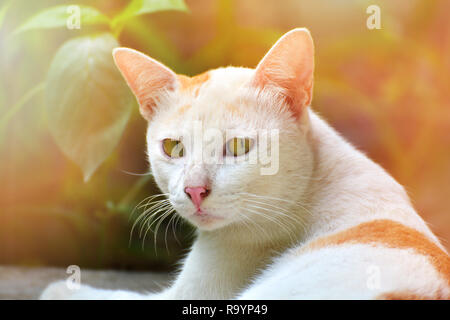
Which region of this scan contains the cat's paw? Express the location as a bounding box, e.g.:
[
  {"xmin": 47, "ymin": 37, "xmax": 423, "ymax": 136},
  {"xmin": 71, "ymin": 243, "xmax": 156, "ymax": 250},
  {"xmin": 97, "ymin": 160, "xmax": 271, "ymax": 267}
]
[{"xmin": 40, "ymin": 280, "xmax": 79, "ymax": 300}]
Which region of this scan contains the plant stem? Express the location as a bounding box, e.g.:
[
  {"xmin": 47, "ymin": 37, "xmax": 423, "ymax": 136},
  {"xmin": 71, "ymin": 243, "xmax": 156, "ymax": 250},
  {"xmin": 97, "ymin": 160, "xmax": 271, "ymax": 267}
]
[
  {"xmin": 117, "ymin": 175, "xmax": 152, "ymax": 212},
  {"xmin": 0, "ymin": 82, "xmax": 46, "ymax": 128},
  {"xmin": 0, "ymin": 82, "xmax": 46, "ymax": 143}
]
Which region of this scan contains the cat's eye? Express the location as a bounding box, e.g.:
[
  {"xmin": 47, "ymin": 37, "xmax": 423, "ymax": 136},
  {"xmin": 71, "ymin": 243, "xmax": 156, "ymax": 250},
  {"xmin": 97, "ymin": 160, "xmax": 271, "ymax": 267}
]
[
  {"xmin": 162, "ymin": 139, "xmax": 184, "ymax": 158},
  {"xmin": 225, "ymin": 137, "xmax": 253, "ymax": 157}
]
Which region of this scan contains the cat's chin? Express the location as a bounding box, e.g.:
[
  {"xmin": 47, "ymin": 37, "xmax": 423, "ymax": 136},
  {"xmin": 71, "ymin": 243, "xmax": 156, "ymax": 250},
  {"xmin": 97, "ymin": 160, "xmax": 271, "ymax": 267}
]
[{"xmin": 186, "ymin": 211, "xmax": 228, "ymax": 231}]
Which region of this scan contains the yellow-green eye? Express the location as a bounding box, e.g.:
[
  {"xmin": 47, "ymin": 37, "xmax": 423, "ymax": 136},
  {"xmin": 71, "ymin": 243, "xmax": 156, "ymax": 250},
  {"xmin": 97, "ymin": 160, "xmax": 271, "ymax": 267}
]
[
  {"xmin": 162, "ymin": 139, "xmax": 184, "ymax": 158},
  {"xmin": 226, "ymin": 137, "xmax": 253, "ymax": 157}
]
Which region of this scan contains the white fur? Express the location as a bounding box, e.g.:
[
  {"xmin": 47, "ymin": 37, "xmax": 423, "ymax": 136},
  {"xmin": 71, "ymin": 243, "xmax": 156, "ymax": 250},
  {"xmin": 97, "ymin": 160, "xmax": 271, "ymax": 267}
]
[{"xmin": 41, "ymin": 41, "xmax": 449, "ymax": 300}]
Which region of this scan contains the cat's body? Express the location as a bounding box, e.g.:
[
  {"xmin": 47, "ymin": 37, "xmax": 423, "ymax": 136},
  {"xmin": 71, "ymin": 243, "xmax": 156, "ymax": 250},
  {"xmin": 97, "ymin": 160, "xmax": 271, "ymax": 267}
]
[{"xmin": 41, "ymin": 29, "xmax": 449, "ymax": 300}]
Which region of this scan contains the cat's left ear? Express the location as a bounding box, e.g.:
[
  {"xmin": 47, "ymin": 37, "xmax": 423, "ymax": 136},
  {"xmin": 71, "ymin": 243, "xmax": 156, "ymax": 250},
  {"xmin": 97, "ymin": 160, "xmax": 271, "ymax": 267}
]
[
  {"xmin": 113, "ymin": 48, "xmax": 177, "ymax": 121},
  {"xmin": 251, "ymin": 28, "xmax": 314, "ymax": 119}
]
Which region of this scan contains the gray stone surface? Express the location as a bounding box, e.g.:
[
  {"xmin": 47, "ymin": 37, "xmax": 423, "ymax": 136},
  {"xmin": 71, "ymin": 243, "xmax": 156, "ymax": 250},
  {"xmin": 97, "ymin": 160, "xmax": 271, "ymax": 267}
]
[{"xmin": 0, "ymin": 266, "xmax": 172, "ymax": 300}]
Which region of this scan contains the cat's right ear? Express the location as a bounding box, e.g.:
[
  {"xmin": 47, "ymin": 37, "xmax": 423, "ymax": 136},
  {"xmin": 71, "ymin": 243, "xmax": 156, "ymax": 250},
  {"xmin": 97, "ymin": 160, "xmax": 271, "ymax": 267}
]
[{"xmin": 113, "ymin": 48, "xmax": 177, "ymax": 121}]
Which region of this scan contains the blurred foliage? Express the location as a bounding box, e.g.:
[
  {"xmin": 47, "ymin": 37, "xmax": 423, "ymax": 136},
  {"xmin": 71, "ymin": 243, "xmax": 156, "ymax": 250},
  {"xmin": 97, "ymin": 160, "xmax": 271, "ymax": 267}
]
[
  {"xmin": 0, "ymin": 0, "xmax": 449, "ymax": 271},
  {"xmin": 46, "ymin": 34, "xmax": 133, "ymax": 181},
  {"xmin": 13, "ymin": 5, "xmax": 110, "ymax": 34}
]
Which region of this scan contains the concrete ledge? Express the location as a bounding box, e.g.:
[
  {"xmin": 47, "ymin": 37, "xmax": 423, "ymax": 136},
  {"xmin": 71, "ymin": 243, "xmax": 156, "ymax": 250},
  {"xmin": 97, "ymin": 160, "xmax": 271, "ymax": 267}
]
[{"xmin": 0, "ymin": 266, "xmax": 171, "ymax": 299}]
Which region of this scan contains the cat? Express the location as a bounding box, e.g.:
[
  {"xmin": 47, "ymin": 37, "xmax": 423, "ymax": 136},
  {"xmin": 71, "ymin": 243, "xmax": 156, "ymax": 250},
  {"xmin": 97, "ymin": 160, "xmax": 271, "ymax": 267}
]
[{"xmin": 41, "ymin": 28, "xmax": 449, "ymax": 300}]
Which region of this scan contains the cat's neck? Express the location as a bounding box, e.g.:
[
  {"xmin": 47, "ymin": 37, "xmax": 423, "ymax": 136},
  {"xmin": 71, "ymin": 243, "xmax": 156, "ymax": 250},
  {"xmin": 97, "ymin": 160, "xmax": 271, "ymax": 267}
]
[{"xmin": 169, "ymin": 225, "xmax": 296, "ymax": 299}]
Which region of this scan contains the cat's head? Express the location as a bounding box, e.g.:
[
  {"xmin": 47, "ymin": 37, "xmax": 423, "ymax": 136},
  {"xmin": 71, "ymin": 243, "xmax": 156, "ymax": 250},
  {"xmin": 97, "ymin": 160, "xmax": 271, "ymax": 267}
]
[{"xmin": 113, "ymin": 28, "xmax": 315, "ymax": 232}]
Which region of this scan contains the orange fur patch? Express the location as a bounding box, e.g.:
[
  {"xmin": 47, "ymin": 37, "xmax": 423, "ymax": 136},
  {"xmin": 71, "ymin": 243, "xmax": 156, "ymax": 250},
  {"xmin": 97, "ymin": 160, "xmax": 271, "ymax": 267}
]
[
  {"xmin": 178, "ymin": 104, "xmax": 191, "ymax": 114},
  {"xmin": 178, "ymin": 72, "xmax": 210, "ymax": 96},
  {"xmin": 301, "ymin": 219, "xmax": 450, "ymax": 287},
  {"xmin": 377, "ymin": 291, "xmax": 440, "ymax": 300}
]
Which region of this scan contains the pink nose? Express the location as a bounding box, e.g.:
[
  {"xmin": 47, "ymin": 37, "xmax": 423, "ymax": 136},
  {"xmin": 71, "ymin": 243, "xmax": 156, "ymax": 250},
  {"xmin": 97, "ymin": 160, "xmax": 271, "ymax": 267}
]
[{"xmin": 184, "ymin": 186, "xmax": 210, "ymax": 209}]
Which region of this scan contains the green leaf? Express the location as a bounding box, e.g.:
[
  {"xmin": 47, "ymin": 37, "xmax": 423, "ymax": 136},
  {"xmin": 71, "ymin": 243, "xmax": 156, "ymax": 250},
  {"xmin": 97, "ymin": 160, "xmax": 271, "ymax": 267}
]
[
  {"xmin": 46, "ymin": 33, "xmax": 134, "ymax": 181},
  {"xmin": 112, "ymin": 0, "xmax": 188, "ymax": 32},
  {"xmin": 14, "ymin": 5, "xmax": 110, "ymax": 34}
]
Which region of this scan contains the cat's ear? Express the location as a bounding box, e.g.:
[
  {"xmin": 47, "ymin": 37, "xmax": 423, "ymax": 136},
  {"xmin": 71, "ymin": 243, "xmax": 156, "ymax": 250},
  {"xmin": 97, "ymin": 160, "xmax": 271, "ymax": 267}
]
[
  {"xmin": 113, "ymin": 48, "xmax": 177, "ymax": 121},
  {"xmin": 251, "ymin": 28, "xmax": 314, "ymax": 118}
]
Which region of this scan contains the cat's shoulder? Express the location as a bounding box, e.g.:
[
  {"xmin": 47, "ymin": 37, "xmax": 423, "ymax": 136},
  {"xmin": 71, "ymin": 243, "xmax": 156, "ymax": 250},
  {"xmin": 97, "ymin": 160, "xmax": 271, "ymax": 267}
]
[{"xmin": 241, "ymin": 218, "xmax": 449, "ymax": 299}]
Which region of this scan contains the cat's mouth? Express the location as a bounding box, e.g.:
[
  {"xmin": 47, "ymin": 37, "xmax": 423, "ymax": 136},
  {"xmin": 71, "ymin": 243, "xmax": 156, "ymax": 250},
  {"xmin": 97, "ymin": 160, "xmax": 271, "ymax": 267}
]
[{"xmin": 188, "ymin": 209, "xmax": 224, "ymax": 227}]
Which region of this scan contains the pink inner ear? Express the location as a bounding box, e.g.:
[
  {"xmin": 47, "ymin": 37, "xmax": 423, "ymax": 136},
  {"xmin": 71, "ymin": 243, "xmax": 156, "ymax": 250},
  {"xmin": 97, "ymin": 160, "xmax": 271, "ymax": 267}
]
[
  {"xmin": 252, "ymin": 28, "xmax": 314, "ymax": 118},
  {"xmin": 113, "ymin": 48, "xmax": 177, "ymax": 120}
]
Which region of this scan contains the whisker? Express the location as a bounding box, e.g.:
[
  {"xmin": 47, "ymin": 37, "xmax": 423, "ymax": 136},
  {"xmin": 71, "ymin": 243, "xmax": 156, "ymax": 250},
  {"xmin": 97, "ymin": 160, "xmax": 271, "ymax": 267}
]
[
  {"xmin": 137, "ymin": 200, "xmax": 172, "ymax": 233},
  {"xmin": 241, "ymin": 206, "xmax": 297, "ymax": 244},
  {"xmin": 129, "ymin": 198, "xmax": 170, "ymax": 246},
  {"xmin": 164, "ymin": 212, "xmax": 178, "ymax": 253},
  {"xmin": 172, "ymin": 214, "xmax": 183, "ymax": 246},
  {"xmin": 129, "ymin": 193, "xmax": 170, "ymax": 222},
  {"xmin": 239, "ymin": 192, "xmax": 301, "ymax": 206},
  {"xmin": 238, "ymin": 211, "xmax": 268, "ymax": 244},
  {"xmin": 139, "ymin": 202, "xmax": 172, "ymax": 237},
  {"xmin": 152, "ymin": 208, "xmax": 175, "ymax": 253},
  {"xmin": 121, "ymin": 170, "xmax": 153, "ymax": 176},
  {"xmin": 239, "ymin": 192, "xmax": 314, "ymax": 217},
  {"xmin": 142, "ymin": 207, "xmax": 174, "ymax": 251},
  {"xmin": 242, "ymin": 198, "xmax": 296, "ymax": 216},
  {"xmin": 138, "ymin": 196, "xmax": 170, "ymax": 210},
  {"xmin": 134, "ymin": 200, "xmax": 169, "ymax": 236},
  {"xmin": 243, "ymin": 201, "xmax": 308, "ymax": 234},
  {"xmin": 128, "ymin": 195, "xmax": 152, "ymax": 223},
  {"xmin": 244, "ymin": 202, "xmax": 303, "ymax": 225}
]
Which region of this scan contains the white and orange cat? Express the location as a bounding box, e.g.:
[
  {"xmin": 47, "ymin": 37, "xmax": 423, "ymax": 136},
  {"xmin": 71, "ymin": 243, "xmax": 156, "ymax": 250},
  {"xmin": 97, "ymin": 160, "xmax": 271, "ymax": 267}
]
[{"xmin": 41, "ymin": 28, "xmax": 449, "ymax": 300}]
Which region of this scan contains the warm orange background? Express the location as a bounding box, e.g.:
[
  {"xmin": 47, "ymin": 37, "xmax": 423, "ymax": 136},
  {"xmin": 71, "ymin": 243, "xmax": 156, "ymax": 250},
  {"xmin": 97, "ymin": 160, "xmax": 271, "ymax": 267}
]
[{"xmin": 0, "ymin": 0, "xmax": 449, "ymax": 270}]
